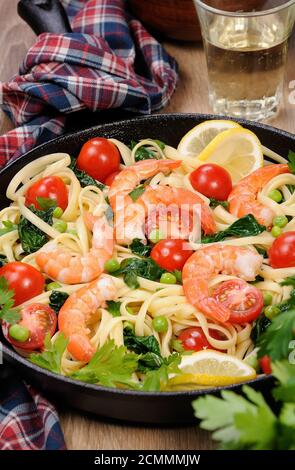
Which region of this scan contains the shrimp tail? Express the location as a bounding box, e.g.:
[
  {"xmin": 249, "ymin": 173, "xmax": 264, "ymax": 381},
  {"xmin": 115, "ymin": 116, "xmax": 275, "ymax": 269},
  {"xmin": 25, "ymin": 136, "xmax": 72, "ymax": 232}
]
[{"xmin": 67, "ymin": 334, "xmax": 95, "ymax": 363}]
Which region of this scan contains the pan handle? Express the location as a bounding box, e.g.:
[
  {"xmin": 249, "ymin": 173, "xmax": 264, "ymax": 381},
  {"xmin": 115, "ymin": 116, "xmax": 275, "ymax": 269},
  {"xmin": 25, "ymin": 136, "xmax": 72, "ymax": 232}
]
[{"xmin": 17, "ymin": 0, "xmax": 72, "ymax": 35}]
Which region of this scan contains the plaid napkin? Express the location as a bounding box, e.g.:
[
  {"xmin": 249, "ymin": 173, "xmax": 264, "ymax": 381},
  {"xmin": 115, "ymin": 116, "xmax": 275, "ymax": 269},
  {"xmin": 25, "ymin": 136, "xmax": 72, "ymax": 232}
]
[
  {"xmin": 0, "ymin": 0, "xmax": 178, "ymax": 168},
  {"xmin": 0, "ymin": 366, "xmax": 66, "ymax": 450}
]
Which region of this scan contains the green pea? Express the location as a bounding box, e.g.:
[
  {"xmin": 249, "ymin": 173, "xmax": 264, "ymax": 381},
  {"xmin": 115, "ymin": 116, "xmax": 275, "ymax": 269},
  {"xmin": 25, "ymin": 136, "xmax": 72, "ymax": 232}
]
[
  {"xmin": 244, "ymin": 354, "xmax": 259, "ymax": 371},
  {"xmin": 46, "ymin": 281, "xmax": 62, "ymax": 291},
  {"xmin": 53, "ymin": 206, "xmax": 63, "ymax": 218},
  {"xmin": 272, "ymin": 215, "xmax": 288, "ymax": 228},
  {"xmin": 126, "ymin": 306, "xmax": 135, "ymax": 315},
  {"xmin": 9, "ymin": 324, "xmax": 30, "ymax": 342},
  {"xmin": 263, "ymin": 291, "xmax": 273, "ymax": 306},
  {"xmin": 173, "ymin": 269, "xmax": 182, "ymax": 283},
  {"xmin": 104, "ymin": 258, "xmax": 120, "ymax": 273},
  {"xmin": 68, "ymin": 229, "xmax": 78, "ymax": 237},
  {"xmin": 268, "ymin": 189, "xmax": 283, "ymax": 203},
  {"xmin": 53, "ymin": 220, "xmax": 67, "ymax": 233},
  {"xmin": 149, "ymin": 229, "xmax": 165, "ymax": 244},
  {"xmin": 160, "ymin": 272, "xmax": 177, "ymax": 284},
  {"xmin": 264, "ymin": 305, "xmax": 280, "ymax": 320},
  {"xmin": 271, "ymin": 226, "xmax": 282, "ymax": 238},
  {"xmin": 152, "ymin": 315, "xmax": 169, "ymax": 333}
]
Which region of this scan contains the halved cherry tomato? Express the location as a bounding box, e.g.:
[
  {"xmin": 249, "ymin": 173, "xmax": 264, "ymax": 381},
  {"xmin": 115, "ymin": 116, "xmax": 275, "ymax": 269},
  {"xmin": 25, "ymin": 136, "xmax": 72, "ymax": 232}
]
[
  {"xmin": 213, "ymin": 279, "xmax": 263, "ymax": 324},
  {"xmin": 25, "ymin": 176, "xmax": 68, "ymax": 211},
  {"xmin": 269, "ymin": 231, "xmax": 295, "ymax": 268},
  {"xmin": 105, "ymin": 170, "xmax": 121, "ymax": 187},
  {"xmin": 259, "ymin": 355, "xmax": 272, "ymax": 375},
  {"xmin": 190, "ymin": 163, "xmax": 232, "ymax": 201},
  {"xmin": 0, "ymin": 262, "xmax": 45, "ymax": 306},
  {"xmin": 150, "ymin": 239, "xmax": 193, "ymax": 271},
  {"xmin": 3, "ymin": 304, "xmax": 57, "ymax": 351},
  {"xmin": 178, "ymin": 327, "xmax": 222, "ymax": 352},
  {"xmin": 77, "ymin": 137, "xmax": 120, "ymax": 183}
]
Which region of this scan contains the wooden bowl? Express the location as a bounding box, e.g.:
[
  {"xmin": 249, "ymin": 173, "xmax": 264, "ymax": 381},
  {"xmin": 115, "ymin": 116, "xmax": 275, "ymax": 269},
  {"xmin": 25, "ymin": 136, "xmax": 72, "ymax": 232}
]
[
  {"xmin": 128, "ymin": 0, "xmax": 201, "ymax": 42},
  {"xmin": 128, "ymin": 0, "xmax": 268, "ymax": 42}
]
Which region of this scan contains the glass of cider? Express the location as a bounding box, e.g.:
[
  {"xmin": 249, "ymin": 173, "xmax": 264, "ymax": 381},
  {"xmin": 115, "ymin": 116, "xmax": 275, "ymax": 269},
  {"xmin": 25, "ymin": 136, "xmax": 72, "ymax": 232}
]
[{"xmin": 194, "ymin": 0, "xmax": 295, "ymax": 120}]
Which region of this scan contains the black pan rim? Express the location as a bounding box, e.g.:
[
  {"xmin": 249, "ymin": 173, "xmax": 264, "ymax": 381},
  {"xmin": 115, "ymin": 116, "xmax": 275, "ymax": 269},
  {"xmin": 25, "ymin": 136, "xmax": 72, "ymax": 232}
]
[{"xmin": 0, "ymin": 112, "xmax": 287, "ymax": 399}]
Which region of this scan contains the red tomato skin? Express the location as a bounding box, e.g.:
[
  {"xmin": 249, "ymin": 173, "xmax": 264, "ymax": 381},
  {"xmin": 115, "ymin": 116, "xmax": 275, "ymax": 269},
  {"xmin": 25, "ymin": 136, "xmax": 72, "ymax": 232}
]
[
  {"xmin": 3, "ymin": 304, "xmax": 57, "ymax": 351},
  {"xmin": 190, "ymin": 163, "xmax": 232, "ymax": 201},
  {"xmin": 25, "ymin": 176, "xmax": 68, "ymax": 211},
  {"xmin": 150, "ymin": 239, "xmax": 193, "ymax": 272},
  {"xmin": 213, "ymin": 279, "xmax": 263, "ymax": 324},
  {"xmin": 0, "ymin": 262, "xmax": 45, "ymax": 306},
  {"xmin": 259, "ymin": 355, "xmax": 272, "ymax": 375},
  {"xmin": 105, "ymin": 170, "xmax": 121, "ymax": 187},
  {"xmin": 269, "ymin": 231, "xmax": 295, "ymax": 268},
  {"xmin": 77, "ymin": 138, "xmax": 120, "ymax": 183},
  {"xmin": 178, "ymin": 327, "xmax": 221, "ymax": 352}
]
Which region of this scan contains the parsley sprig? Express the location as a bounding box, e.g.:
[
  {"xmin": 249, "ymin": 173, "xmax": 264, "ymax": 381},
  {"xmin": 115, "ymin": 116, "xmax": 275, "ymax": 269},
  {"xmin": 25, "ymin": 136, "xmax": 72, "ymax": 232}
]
[{"xmin": 0, "ymin": 277, "xmax": 20, "ymax": 324}]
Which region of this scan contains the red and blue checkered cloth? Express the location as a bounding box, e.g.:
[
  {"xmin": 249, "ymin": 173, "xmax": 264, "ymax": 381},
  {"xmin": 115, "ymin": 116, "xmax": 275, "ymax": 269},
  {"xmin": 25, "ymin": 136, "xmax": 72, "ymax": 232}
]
[
  {"xmin": 0, "ymin": 0, "xmax": 178, "ymax": 450},
  {"xmin": 0, "ymin": 0, "xmax": 178, "ymax": 168}
]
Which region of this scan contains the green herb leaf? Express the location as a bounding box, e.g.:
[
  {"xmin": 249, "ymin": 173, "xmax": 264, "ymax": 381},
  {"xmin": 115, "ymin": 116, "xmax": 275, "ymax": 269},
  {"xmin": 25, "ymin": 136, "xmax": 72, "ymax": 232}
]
[
  {"xmin": 287, "ymin": 150, "xmax": 295, "ymax": 174},
  {"xmin": 49, "ymin": 290, "xmax": 69, "ymax": 314},
  {"xmin": 106, "ymin": 300, "xmax": 122, "ymax": 317},
  {"xmin": 202, "ymin": 214, "xmax": 266, "ymax": 244},
  {"xmin": 130, "ymin": 140, "xmax": 164, "ymax": 162},
  {"xmin": 280, "ymin": 276, "xmax": 295, "ymax": 287},
  {"xmin": 124, "ymin": 327, "xmax": 161, "ymax": 356},
  {"xmin": 209, "ymin": 198, "xmax": 229, "ymax": 209},
  {"xmin": 70, "ymin": 157, "xmax": 105, "ymax": 190},
  {"xmin": 129, "ymin": 238, "xmax": 152, "ymax": 257},
  {"xmin": 112, "ymin": 257, "xmax": 164, "ymax": 289},
  {"xmin": 70, "ymin": 340, "xmax": 138, "ymax": 388},
  {"xmin": 251, "ymin": 314, "xmax": 272, "ymax": 343},
  {"xmin": 0, "ymin": 220, "xmax": 18, "ymax": 237},
  {"xmin": 141, "ymin": 353, "xmax": 181, "ymax": 391},
  {"xmin": 170, "ymin": 338, "xmax": 185, "ymax": 353},
  {"xmin": 257, "ymin": 310, "xmax": 295, "ymax": 361},
  {"xmin": 0, "ymin": 255, "xmax": 7, "ymax": 267},
  {"xmin": 0, "ymin": 276, "xmax": 20, "ymax": 324},
  {"xmin": 36, "ymin": 197, "xmax": 57, "ymax": 210},
  {"xmin": 18, "ymin": 205, "xmax": 55, "ymax": 254},
  {"xmin": 30, "ymin": 333, "xmax": 68, "ymax": 373},
  {"xmin": 272, "ymin": 361, "xmax": 295, "ymax": 403}
]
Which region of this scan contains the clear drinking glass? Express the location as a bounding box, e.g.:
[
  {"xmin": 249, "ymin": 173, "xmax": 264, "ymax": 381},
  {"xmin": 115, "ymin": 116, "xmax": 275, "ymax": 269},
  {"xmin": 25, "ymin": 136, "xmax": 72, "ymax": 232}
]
[{"xmin": 194, "ymin": 0, "xmax": 295, "ymax": 120}]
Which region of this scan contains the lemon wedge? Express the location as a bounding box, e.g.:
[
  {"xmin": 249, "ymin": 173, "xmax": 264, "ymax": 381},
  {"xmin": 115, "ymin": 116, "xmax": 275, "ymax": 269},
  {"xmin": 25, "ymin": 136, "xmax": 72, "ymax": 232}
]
[
  {"xmin": 177, "ymin": 119, "xmax": 241, "ymax": 157},
  {"xmin": 196, "ymin": 128, "xmax": 263, "ymax": 184},
  {"xmin": 167, "ymin": 350, "xmax": 256, "ymax": 389}
]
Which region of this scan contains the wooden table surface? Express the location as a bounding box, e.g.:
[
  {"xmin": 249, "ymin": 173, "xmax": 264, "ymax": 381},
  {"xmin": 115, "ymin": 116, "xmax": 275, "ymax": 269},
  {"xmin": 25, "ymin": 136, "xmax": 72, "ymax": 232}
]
[{"xmin": 1, "ymin": 0, "xmax": 294, "ymax": 450}]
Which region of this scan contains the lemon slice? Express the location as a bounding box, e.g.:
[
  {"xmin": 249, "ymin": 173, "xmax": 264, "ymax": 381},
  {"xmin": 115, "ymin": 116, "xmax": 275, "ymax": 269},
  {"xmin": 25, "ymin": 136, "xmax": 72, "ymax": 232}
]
[
  {"xmin": 177, "ymin": 119, "xmax": 241, "ymax": 157},
  {"xmin": 196, "ymin": 128, "xmax": 263, "ymax": 184},
  {"xmin": 168, "ymin": 350, "xmax": 256, "ymax": 388}
]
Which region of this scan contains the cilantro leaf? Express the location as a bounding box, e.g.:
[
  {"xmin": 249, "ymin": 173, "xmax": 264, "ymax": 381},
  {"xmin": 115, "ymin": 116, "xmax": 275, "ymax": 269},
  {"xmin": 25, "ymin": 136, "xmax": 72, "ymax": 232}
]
[
  {"xmin": 0, "ymin": 220, "xmax": 18, "ymax": 237},
  {"xmin": 272, "ymin": 361, "xmax": 295, "ymax": 402},
  {"xmin": 69, "ymin": 157, "xmax": 105, "ymax": 191},
  {"xmin": 141, "ymin": 353, "xmax": 181, "ymax": 391},
  {"xmin": 106, "ymin": 300, "xmax": 122, "ymax": 317},
  {"xmin": 0, "ymin": 277, "xmax": 20, "ymax": 324},
  {"xmin": 202, "ymin": 214, "xmax": 265, "ymax": 244},
  {"xmin": 36, "ymin": 197, "xmax": 57, "ymax": 210},
  {"xmin": 49, "ymin": 290, "xmax": 69, "ymax": 314},
  {"xmin": 209, "ymin": 198, "xmax": 229, "ymax": 209},
  {"xmin": 287, "ymin": 150, "xmax": 295, "ymax": 174},
  {"xmin": 193, "ymin": 386, "xmax": 277, "ymax": 450},
  {"xmin": 70, "ymin": 340, "xmax": 138, "ymax": 388},
  {"xmin": 30, "ymin": 333, "xmax": 68, "ymax": 374},
  {"xmin": 257, "ymin": 310, "xmax": 295, "ymax": 361},
  {"xmin": 129, "ymin": 238, "xmax": 152, "ymax": 257}
]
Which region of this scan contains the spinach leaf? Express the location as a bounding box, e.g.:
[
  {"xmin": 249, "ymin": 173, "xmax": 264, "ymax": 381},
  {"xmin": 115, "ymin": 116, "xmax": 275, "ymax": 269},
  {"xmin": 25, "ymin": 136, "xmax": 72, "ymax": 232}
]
[
  {"xmin": 112, "ymin": 257, "xmax": 164, "ymax": 289},
  {"xmin": 209, "ymin": 198, "xmax": 229, "ymax": 209},
  {"xmin": 202, "ymin": 214, "xmax": 266, "ymax": 244},
  {"xmin": 18, "ymin": 205, "xmax": 55, "ymax": 254},
  {"xmin": 106, "ymin": 300, "xmax": 122, "ymax": 317},
  {"xmin": 70, "ymin": 157, "xmax": 105, "ymax": 190},
  {"xmin": 255, "ymin": 246, "xmax": 268, "ymax": 258},
  {"xmin": 287, "ymin": 150, "xmax": 295, "ymax": 173},
  {"xmin": 49, "ymin": 290, "xmax": 69, "ymax": 314},
  {"xmin": 36, "ymin": 197, "xmax": 57, "ymax": 210},
  {"xmin": 251, "ymin": 314, "xmax": 272, "ymax": 344},
  {"xmin": 0, "ymin": 220, "xmax": 18, "ymax": 237},
  {"xmin": 129, "ymin": 238, "xmax": 152, "ymax": 257},
  {"xmin": 130, "ymin": 139, "xmax": 165, "ymax": 162},
  {"xmin": 0, "ymin": 255, "xmax": 7, "ymax": 267},
  {"xmin": 123, "ymin": 327, "xmax": 161, "ymax": 356}
]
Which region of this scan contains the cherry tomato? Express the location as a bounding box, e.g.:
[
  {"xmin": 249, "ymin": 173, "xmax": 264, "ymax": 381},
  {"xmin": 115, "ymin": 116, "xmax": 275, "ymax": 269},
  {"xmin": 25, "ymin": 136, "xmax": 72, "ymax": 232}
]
[
  {"xmin": 105, "ymin": 170, "xmax": 121, "ymax": 187},
  {"xmin": 190, "ymin": 163, "xmax": 232, "ymax": 201},
  {"xmin": 213, "ymin": 279, "xmax": 263, "ymax": 324},
  {"xmin": 269, "ymin": 231, "xmax": 295, "ymax": 268},
  {"xmin": 259, "ymin": 355, "xmax": 272, "ymax": 375},
  {"xmin": 0, "ymin": 262, "xmax": 45, "ymax": 306},
  {"xmin": 150, "ymin": 239, "xmax": 193, "ymax": 271},
  {"xmin": 3, "ymin": 304, "xmax": 57, "ymax": 351},
  {"xmin": 25, "ymin": 176, "xmax": 68, "ymax": 211},
  {"xmin": 178, "ymin": 327, "xmax": 222, "ymax": 352},
  {"xmin": 77, "ymin": 137, "xmax": 120, "ymax": 183}
]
